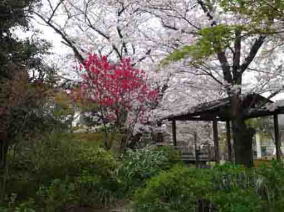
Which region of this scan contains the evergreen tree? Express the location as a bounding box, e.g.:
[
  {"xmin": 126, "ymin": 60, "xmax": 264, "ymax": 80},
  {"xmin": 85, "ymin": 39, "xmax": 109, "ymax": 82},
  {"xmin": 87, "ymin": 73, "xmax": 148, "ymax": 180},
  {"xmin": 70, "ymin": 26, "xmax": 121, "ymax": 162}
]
[{"xmin": 0, "ymin": 0, "xmax": 56, "ymax": 168}]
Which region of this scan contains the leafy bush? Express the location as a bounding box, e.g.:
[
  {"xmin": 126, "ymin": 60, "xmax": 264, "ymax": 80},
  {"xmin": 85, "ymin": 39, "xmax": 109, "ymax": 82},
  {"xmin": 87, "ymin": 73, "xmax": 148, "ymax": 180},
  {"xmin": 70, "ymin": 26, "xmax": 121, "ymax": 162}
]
[
  {"xmin": 9, "ymin": 132, "xmax": 117, "ymax": 181},
  {"xmin": 3, "ymin": 132, "xmax": 119, "ymax": 209},
  {"xmin": 0, "ymin": 196, "xmax": 35, "ymax": 212},
  {"xmin": 133, "ymin": 163, "xmax": 268, "ymax": 212},
  {"xmin": 134, "ymin": 164, "xmax": 212, "ymax": 212},
  {"xmin": 208, "ymin": 164, "xmax": 261, "ymax": 212},
  {"xmin": 5, "ymin": 133, "xmax": 284, "ymax": 212},
  {"xmin": 210, "ymin": 189, "xmax": 261, "ymax": 212},
  {"xmin": 118, "ymin": 147, "xmax": 181, "ymax": 194},
  {"xmin": 211, "ymin": 163, "xmax": 253, "ymax": 191},
  {"xmin": 255, "ymin": 161, "xmax": 284, "ymax": 210},
  {"xmin": 36, "ymin": 174, "xmax": 120, "ymax": 210},
  {"xmin": 153, "ymin": 146, "xmax": 181, "ymax": 166},
  {"xmin": 75, "ymin": 172, "xmax": 119, "ymax": 207},
  {"xmin": 37, "ymin": 178, "xmax": 77, "ymax": 211}
]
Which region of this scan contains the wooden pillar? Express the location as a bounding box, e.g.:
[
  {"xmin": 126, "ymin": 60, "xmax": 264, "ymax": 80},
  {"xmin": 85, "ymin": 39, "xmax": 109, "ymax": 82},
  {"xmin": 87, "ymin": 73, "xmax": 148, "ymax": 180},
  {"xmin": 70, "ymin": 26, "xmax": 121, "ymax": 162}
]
[
  {"xmin": 274, "ymin": 114, "xmax": 281, "ymax": 161},
  {"xmin": 226, "ymin": 121, "xmax": 233, "ymax": 162},
  {"xmin": 255, "ymin": 133, "xmax": 262, "ymax": 159},
  {"xmin": 213, "ymin": 119, "xmax": 220, "ymax": 163},
  {"xmin": 172, "ymin": 119, "xmax": 177, "ymax": 146},
  {"xmin": 194, "ymin": 132, "xmax": 199, "ymax": 167}
]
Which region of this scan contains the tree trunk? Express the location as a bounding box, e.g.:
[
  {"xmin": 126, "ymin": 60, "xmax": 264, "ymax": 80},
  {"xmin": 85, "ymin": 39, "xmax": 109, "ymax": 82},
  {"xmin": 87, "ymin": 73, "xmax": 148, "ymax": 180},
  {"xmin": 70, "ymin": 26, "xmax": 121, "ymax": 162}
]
[
  {"xmin": 119, "ymin": 127, "xmax": 129, "ymax": 153},
  {"xmin": 232, "ymin": 118, "xmax": 254, "ymax": 167},
  {"xmin": 231, "ymin": 95, "xmax": 255, "ymax": 167},
  {"xmin": 127, "ymin": 133, "xmax": 142, "ymax": 149},
  {"xmin": 0, "ymin": 139, "xmax": 8, "ymax": 169}
]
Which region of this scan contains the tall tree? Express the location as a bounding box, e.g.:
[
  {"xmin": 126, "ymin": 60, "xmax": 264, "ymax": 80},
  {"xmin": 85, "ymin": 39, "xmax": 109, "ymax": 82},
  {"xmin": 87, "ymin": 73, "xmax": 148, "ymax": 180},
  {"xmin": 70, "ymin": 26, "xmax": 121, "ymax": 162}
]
[
  {"xmin": 34, "ymin": 0, "xmax": 220, "ymax": 110},
  {"xmin": 34, "ymin": 0, "xmax": 159, "ymax": 64},
  {"xmin": 75, "ymin": 54, "xmax": 158, "ymax": 150},
  {"xmin": 152, "ymin": 0, "xmax": 284, "ymax": 167},
  {"xmin": 34, "ymin": 0, "xmax": 284, "ymax": 166},
  {"xmin": 0, "ymin": 0, "xmax": 57, "ymax": 168}
]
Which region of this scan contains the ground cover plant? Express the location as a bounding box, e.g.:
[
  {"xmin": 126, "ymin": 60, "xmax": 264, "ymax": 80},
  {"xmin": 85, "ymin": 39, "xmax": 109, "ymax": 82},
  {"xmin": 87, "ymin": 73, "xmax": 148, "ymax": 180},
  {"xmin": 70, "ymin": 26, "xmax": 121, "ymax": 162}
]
[
  {"xmin": 1, "ymin": 131, "xmax": 284, "ymax": 212},
  {"xmin": 117, "ymin": 146, "xmax": 181, "ymax": 195},
  {"xmin": 134, "ymin": 162, "xmax": 284, "ymax": 212},
  {"xmin": 0, "ymin": 132, "xmax": 119, "ymax": 211},
  {"xmin": 0, "ymin": 132, "xmax": 181, "ymax": 211}
]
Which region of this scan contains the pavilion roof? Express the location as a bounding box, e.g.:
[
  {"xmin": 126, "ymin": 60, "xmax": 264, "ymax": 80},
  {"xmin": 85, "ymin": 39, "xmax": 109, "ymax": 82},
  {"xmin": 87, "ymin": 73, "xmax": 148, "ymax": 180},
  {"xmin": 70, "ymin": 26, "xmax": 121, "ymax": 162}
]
[{"xmin": 161, "ymin": 93, "xmax": 282, "ymax": 121}]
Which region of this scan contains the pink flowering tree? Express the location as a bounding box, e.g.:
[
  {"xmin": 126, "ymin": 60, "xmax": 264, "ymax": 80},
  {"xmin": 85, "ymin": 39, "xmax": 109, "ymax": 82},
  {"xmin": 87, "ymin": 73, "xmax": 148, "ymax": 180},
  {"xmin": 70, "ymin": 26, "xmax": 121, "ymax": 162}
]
[{"xmin": 76, "ymin": 54, "xmax": 158, "ymax": 150}]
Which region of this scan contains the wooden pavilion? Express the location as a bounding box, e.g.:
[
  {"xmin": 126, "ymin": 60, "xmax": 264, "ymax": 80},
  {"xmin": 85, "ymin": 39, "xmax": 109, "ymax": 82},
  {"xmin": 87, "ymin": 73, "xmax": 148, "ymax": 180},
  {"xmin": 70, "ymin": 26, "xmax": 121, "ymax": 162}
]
[{"xmin": 161, "ymin": 93, "xmax": 284, "ymax": 163}]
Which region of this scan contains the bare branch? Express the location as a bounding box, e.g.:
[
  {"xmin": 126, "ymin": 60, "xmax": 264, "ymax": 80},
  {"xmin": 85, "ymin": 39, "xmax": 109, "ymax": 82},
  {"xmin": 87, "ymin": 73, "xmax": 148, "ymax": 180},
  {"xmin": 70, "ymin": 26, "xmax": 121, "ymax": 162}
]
[
  {"xmin": 34, "ymin": 11, "xmax": 84, "ymax": 63},
  {"xmin": 48, "ymin": 0, "xmax": 65, "ymax": 23},
  {"xmin": 240, "ymin": 36, "xmax": 266, "ymax": 73}
]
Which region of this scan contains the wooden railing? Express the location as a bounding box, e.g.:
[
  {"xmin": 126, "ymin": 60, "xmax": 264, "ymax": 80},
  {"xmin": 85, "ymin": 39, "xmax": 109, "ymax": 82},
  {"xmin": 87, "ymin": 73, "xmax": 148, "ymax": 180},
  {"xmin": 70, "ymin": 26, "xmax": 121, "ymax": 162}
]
[{"xmin": 174, "ymin": 145, "xmax": 215, "ymax": 163}]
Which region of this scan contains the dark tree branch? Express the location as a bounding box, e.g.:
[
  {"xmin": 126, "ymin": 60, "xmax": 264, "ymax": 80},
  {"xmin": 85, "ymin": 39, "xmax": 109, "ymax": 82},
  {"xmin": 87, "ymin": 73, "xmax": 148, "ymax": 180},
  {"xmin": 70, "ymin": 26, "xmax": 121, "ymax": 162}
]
[
  {"xmin": 116, "ymin": 26, "xmax": 128, "ymax": 55},
  {"xmin": 197, "ymin": 0, "xmax": 232, "ymax": 84},
  {"xmin": 217, "ymin": 52, "xmax": 232, "ymax": 83},
  {"xmin": 196, "ymin": 65, "xmax": 224, "ymax": 86},
  {"xmin": 84, "ymin": 16, "xmax": 110, "ymax": 40},
  {"xmin": 47, "ymin": 0, "xmax": 65, "ymax": 23},
  {"xmin": 233, "ymin": 30, "xmax": 241, "ymax": 84},
  {"xmin": 161, "ymin": 21, "xmax": 179, "ymax": 31},
  {"xmin": 132, "ymin": 49, "xmax": 152, "ymax": 66},
  {"xmin": 34, "ymin": 12, "xmax": 84, "ymax": 63},
  {"xmin": 83, "ymin": 14, "xmax": 123, "ymax": 59},
  {"xmin": 197, "ymin": 0, "xmax": 216, "ymax": 26},
  {"xmin": 240, "ymin": 36, "xmax": 266, "ymax": 73}
]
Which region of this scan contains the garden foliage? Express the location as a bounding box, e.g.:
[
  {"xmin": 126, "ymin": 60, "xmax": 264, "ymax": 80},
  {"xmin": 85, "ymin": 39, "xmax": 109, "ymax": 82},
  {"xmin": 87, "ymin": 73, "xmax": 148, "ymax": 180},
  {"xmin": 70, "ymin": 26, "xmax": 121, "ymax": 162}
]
[
  {"xmin": 0, "ymin": 134, "xmax": 180, "ymax": 211},
  {"xmin": 134, "ymin": 162, "xmax": 284, "ymax": 212},
  {"xmin": 2, "ymin": 132, "xmax": 284, "ymax": 211},
  {"xmin": 118, "ymin": 146, "xmax": 181, "ymax": 194}
]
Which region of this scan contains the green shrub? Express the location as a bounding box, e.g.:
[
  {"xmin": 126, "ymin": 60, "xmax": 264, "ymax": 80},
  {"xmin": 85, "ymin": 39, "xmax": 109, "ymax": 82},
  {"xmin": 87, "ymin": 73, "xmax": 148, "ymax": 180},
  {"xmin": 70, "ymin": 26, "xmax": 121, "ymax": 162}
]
[
  {"xmin": 9, "ymin": 133, "xmax": 84, "ymax": 182},
  {"xmin": 133, "ymin": 163, "xmax": 266, "ymax": 212},
  {"xmin": 133, "ymin": 164, "xmax": 212, "ymax": 212},
  {"xmin": 118, "ymin": 147, "xmax": 181, "ymax": 194},
  {"xmin": 209, "ymin": 163, "xmax": 284, "ymax": 211},
  {"xmin": 77, "ymin": 144, "xmax": 118, "ymax": 177},
  {"xmin": 211, "ymin": 188, "xmax": 261, "ymax": 212},
  {"xmin": 75, "ymin": 172, "xmax": 119, "ymax": 207},
  {"xmin": 209, "ymin": 163, "xmax": 262, "ymax": 211},
  {"xmin": 37, "ymin": 178, "xmax": 77, "ymax": 212},
  {"xmin": 255, "ymin": 161, "xmax": 284, "ymax": 210},
  {"xmin": 7, "ymin": 133, "xmax": 284, "ymax": 212},
  {"xmin": 153, "ymin": 146, "xmax": 181, "ymax": 166},
  {"xmin": 36, "ymin": 173, "xmax": 120, "ymax": 211},
  {"xmin": 10, "ymin": 132, "xmax": 117, "ymax": 179},
  {"xmin": 0, "ymin": 196, "xmax": 35, "ymax": 212},
  {"xmin": 211, "ymin": 163, "xmax": 253, "ymax": 191},
  {"xmin": 4, "ymin": 132, "xmax": 119, "ymax": 208}
]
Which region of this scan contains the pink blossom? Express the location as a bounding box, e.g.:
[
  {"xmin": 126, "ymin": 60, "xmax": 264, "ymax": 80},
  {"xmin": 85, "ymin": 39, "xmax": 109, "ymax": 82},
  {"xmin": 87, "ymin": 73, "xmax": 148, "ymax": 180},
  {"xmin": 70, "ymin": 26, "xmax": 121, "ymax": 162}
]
[{"xmin": 75, "ymin": 54, "xmax": 159, "ymax": 124}]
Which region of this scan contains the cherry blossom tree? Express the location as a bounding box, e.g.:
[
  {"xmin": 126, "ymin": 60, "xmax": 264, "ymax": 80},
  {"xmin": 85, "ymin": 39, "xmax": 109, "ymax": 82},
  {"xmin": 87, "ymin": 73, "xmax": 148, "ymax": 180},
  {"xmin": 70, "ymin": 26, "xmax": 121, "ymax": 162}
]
[
  {"xmin": 34, "ymin": 0, "xmax": 162, "ymax": 65},
  {"xmin": 76, "ymin": 54, "xmax": 158, "ymax": 150},
  {"xmin": 34, "ymin": 0, "xmax": 284, "ymax": 166},
  {"xmin": 34, "ymin": 0, "xmax": 219, "ymax": 108},
  {"xmin": 147, "ymin": 0, "xmax": 284, "ymax": 167}
]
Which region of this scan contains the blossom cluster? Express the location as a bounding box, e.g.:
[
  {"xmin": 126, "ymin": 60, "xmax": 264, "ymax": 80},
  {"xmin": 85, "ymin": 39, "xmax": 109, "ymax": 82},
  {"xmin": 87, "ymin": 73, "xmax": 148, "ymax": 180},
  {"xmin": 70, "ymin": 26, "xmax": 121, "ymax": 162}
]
[{"xmin": 78, "ymin": 54, "xmax": 158, "ymax": 124}]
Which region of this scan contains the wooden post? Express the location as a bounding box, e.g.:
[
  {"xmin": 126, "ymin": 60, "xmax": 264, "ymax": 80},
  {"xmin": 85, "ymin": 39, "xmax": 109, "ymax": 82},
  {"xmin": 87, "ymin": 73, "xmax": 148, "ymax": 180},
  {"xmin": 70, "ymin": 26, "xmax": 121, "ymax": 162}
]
[
  {"xmin": 213, "ymin": 119, "xmax": 220, "ymax": 163},
  {"xmin": 194, "ymin": 132, "xmax": 199, "ymax": 167},
  {"xmin": 274, "ymin": 114, "xmax": 281, "ymax": 161},
  {"xmin": 172, "ymin": 119, "xmax": 177, "ymax": 146},
  {"xmin": 255, "ymin": 133, "xmax": 262, "ymax": 159},
  {"xmin": 226, "ymin": 121, "xmax": 232, "ymax": 162}
]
